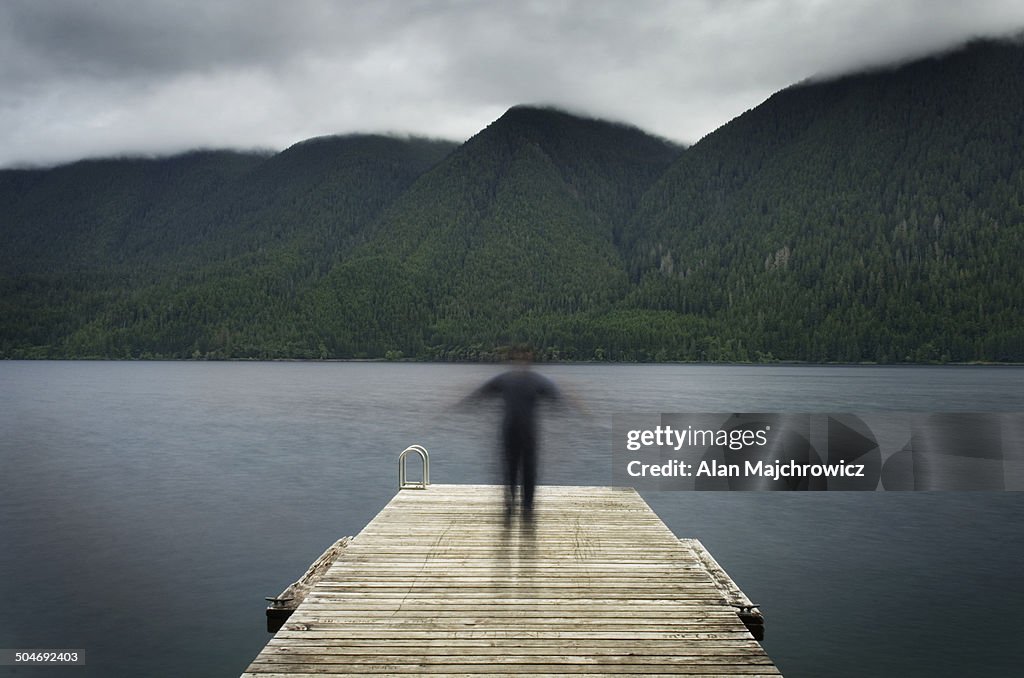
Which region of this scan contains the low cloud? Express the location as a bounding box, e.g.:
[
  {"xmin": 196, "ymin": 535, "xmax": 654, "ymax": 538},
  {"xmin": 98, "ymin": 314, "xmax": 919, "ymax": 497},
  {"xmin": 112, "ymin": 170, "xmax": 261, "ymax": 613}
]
[{"xmin": 2, "ymin": 0, "xmax": 1023, "ymax": 167}]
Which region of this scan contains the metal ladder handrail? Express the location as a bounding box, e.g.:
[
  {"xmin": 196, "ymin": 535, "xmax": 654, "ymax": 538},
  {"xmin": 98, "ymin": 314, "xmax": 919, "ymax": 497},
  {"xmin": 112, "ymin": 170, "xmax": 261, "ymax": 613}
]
[{"xmin": 398, "ymin": 444, "xmax": 430, "ymax": 490}]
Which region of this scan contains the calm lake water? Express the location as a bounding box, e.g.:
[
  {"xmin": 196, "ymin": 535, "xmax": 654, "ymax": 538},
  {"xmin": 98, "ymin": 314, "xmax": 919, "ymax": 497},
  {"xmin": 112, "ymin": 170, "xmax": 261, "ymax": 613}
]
[{"xmin": 1, "ymin": 361, "xmax": 1022, "ymax": 677}]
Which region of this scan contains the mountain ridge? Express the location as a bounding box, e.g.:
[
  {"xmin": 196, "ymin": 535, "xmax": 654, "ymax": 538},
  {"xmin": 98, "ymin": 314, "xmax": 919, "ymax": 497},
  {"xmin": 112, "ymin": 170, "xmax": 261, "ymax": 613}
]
[
  {"xmin": 2, "ymin": 38, "xmax": 1022, "ymax": 361},
  {"xmin": 624, "ymin": 36, "xmax": 1023, "ymax": 362}
]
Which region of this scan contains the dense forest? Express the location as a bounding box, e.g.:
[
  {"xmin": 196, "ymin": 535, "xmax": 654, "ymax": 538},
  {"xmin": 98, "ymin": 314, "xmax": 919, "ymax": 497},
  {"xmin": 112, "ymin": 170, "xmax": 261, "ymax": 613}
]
[{"xmin": 2, "ymin": 38, "xmax": 1022, "ymax": 362}]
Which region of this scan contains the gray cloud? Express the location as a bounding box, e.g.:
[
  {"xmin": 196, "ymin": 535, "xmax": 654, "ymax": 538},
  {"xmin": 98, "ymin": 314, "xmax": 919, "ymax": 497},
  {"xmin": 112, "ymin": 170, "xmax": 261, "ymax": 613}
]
[{"xmin": 2, "ymin": 0, "xmax": 1023, "ymax": 167}]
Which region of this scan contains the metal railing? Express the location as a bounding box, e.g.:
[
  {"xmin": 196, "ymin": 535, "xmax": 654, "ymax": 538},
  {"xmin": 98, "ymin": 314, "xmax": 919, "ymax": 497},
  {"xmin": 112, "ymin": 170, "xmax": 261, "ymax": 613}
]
[{"xmin": 398, "ymin": 444, "xmax": 430, "ymax": 490}]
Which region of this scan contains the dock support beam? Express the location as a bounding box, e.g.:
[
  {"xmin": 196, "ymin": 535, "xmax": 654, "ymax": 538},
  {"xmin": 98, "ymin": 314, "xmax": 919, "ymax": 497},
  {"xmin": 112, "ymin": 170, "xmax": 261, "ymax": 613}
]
[
  {"xmin": 264, "ymin": 536, "xmax": 352, "ymax": 633},
  {"xmin": 681, "ymin": 537, "xmax": 766, "ymax": 640}
]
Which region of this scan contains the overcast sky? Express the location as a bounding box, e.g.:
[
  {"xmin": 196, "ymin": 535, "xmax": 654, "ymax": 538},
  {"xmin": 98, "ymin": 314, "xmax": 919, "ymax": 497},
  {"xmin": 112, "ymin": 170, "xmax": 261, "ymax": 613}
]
[{"xmin": 2, "ymin": 0, "xmax": 1023, "ymax": 168}]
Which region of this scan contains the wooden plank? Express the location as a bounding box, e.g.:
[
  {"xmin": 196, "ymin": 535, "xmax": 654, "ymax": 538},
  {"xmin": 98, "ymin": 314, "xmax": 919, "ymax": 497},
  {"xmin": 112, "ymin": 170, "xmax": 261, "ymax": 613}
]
[
  {"xmin": 262, "ymin": 639, "xmax": 767, "ymax": 649},
  {"xmin": 249, "ymin": 656, "xmax": 777, "ymax": 666},
  {"xmin": 242, "ymin": 484, "xmax": 781, "ymax": 677},
  {"xmin": 244, "ymin": 675, "xmax": 784, "ymax": 678},
  {"xmin": 264, "ymin": 630, "xmax": 761, "ymax": 641},
  {"xmin": 245, "ymin": 668, "xmax": 779, "ymax": 676}
]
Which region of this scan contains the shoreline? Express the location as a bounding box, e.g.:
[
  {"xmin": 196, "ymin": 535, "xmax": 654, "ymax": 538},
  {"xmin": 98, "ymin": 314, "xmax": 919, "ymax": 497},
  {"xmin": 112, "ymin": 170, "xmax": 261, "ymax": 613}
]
[{"xmin": 2, "ymin": 356, "xmax": 1022, "ymax": 367}]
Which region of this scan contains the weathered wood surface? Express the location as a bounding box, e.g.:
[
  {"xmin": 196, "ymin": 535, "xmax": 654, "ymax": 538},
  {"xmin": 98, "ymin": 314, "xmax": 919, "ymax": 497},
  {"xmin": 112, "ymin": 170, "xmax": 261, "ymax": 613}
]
[
  {"xmin": 680, "ymin": 538, "xmax": 765, "ymax": 640},
  {"xmin": 267, "ymin": 537, "xmax": 354, "ymax": 632},
  {"xmin": 242, "ymin": 484, "xmax": 781, "ymax": 677}
]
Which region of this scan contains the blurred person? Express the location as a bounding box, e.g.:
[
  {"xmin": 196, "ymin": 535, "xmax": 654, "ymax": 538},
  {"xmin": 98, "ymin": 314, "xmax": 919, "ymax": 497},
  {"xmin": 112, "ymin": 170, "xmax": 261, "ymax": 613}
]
[{"xmin": 463, "ymin": 346, "xmax": 563, "ymax": 523}]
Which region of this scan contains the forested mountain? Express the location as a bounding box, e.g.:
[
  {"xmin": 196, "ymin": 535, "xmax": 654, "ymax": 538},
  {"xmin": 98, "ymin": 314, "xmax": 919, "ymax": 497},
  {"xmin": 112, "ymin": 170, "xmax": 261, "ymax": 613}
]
[
  {"xmin": 626, "ymin": 37, "xmax": 1024, "ymax": 363},
  {"xmin": 309, "ymin": 106, "xmax": 683, "ymax": 359},
  {"xmin": 2, "ymin": 38, "xmax": 1022, "ymax": 361},
  {"xmin": 1, "ymin": 150, "xmax": 265, "ymax": 275},
  {"xmin": 0, "ymin": 136, "xmax": 457, "ymax": 358}
]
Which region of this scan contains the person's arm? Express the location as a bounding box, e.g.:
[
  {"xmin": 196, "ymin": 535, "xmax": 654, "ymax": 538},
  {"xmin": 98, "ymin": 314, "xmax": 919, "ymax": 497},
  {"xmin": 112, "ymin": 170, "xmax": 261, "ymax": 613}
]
[
  {"xmin": 543, "ymin": 376, "xmax": 587, "ymax": 415},
  {"xmin": 456, "ymin": 374, "xmax": 502, "ymax": 409}
]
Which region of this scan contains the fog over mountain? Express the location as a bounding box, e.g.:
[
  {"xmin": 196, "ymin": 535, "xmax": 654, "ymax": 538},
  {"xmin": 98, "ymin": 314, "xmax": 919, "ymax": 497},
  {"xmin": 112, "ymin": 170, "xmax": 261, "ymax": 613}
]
[{"xmin": 2, "ymin": 0, "xmax": 1023, "ymax": 167}]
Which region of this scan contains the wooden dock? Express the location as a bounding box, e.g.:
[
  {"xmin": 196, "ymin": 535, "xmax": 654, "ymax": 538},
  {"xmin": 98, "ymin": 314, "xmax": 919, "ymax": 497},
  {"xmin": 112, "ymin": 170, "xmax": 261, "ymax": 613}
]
[{"xmin": 243, "ymin": 484, "xmax": 781, "ymax": 676}]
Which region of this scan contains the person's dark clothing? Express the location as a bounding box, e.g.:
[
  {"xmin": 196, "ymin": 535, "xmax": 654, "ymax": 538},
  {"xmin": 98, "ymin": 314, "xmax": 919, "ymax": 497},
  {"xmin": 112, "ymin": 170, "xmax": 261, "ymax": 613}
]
[{"xmin": 473, "ymin": 369, "xmax": 560, "ymax": 517}]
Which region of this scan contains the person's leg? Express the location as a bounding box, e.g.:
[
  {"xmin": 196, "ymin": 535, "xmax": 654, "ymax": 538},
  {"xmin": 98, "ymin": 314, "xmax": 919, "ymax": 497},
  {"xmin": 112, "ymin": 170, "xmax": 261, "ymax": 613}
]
[
  {"xmin": 503, "ymin": 439, "xmax": 519, "ymax": 519},
  {"xmin": 521, "ymin": 438, "xmax": 537, "ymax": 520}
]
